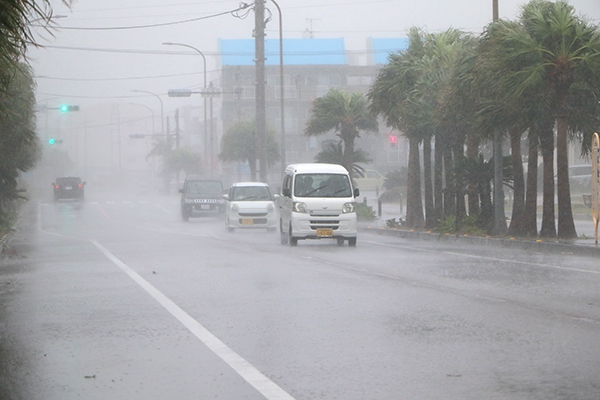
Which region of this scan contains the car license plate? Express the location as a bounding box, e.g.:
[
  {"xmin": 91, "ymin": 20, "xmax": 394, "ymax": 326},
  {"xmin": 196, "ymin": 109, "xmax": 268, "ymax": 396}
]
[
  {"xmin": 241, "ymin": 218, "xmax": 254, "ymax": 225},
  {"xmin": 200, "ymin": 204, "xmax": 210, "ymax": 210},
  {"xmin": 317, "ymin": 228, "xmax": 333, "ymax": 237},
  {"xmin": 65, "ymin": 186, "xmax": 72, "ymax": 190}
]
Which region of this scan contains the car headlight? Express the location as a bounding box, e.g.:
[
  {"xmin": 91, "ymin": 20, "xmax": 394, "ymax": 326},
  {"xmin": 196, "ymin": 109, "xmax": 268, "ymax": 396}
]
[
  {"xmin": 218, "ymin": 199, "xmax": 225, "ymax": 204},
  {"xmin": 267, "ymin": 203, "xmax": 275, "ymax": 212},
  {"xmin": 342, "ymin": 202, "xmax": 356, "ymax": 213},
  {"xmin": 184, "ymin": 198, "xmax": 194, "ymax": 204},
  {"xmin": 231, "ymin": 204, "xmax": 239, "ymax": 212},
  {"xmin": 293, "ymin": 202, "xmax": 307, "ymax": 213}
]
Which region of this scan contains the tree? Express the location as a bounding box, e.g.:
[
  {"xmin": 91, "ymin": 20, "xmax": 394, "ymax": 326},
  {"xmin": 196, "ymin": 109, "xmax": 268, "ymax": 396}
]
[
  {"xmin": 305, "ymin": 89, "xmax": 378, "ymax": 175},
  {"xmin": 0, "ymin": 61, "xmax": 39, "ymax": 212},
  {"xmin": 314, "ymin": 140, "xmax": 372, "ymax": 178},
  {"xmin": 480, "ymin": 0, "xmax": 600, "ymax": 239},
  {"xmin": 0, "ymin": 1, "xmax": 71, "ymax": 75},
  {"xmin": 168, "ymin": 147, "xmax": 202, "ymax": 177},
  {"xmin": 219, "ymin": 120, "xmax": 279, "ymax": 181}
]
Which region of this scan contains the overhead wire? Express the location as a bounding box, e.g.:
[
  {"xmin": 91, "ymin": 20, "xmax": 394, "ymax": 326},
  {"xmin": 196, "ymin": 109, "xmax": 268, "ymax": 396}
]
[{"xmin": 31, "ymin": 3, "xmax": 252, "ymax": 31}]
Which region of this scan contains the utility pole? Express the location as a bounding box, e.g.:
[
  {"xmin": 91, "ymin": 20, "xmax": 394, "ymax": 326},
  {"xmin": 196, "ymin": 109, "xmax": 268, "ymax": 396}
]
[
  {"xmin": 175, "ymin": 108, "xmax": 180, "ymax": 149},
  {"xmin": 492, "ymin": 0, "xmax": 506, "ymax": 235},
  {"xmin": 255, "ymin": 0, "xmax": 267, "ymax": 182}
]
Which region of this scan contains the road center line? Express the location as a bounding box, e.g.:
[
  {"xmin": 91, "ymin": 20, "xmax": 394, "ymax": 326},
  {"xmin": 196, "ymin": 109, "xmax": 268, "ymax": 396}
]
[
  {"xmin": 363, "ymin": 240, "xmax": 600, "ymax": 275},
  {"xmin": 92, "ymin": 240, "xmax": 295, "ymax": 400}
]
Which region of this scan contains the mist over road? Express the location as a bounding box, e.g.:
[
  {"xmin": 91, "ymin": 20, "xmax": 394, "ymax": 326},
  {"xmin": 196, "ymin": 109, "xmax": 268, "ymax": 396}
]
[{"xmin": 1, "ymin": 187, "xmax": 599, "ymax": 400}]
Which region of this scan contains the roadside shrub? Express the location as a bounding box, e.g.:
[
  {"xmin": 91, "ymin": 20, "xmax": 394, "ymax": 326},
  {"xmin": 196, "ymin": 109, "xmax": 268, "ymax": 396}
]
[{"xmin": 356, "ymin": 202, "xmax": 376, "ymax": 221}]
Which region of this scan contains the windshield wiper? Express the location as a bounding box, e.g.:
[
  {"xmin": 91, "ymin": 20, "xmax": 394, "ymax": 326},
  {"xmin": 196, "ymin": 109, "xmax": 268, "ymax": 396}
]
[{"xmin": 303, "ymin": 184, "xmax": 328, "ymax": 196}]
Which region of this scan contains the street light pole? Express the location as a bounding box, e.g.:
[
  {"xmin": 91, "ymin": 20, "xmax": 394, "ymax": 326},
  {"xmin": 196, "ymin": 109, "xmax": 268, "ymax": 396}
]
[
  {"xmin": 270, "ymin": 0, "xmax": 286, "ymax": 174},
  {"xmin": 162, "ymin": 42, "xmax": 209, "ymax": 169},
  {"xmin": 130, "ymin": 90, "xmax": 164, "ymax": 135},
  {"xmin": 255, "ymin": 0, "xmax": 267, "ymax": 182}
]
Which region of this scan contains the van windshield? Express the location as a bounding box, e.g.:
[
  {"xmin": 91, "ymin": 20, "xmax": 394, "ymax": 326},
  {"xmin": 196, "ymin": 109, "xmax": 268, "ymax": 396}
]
[{"xmin": 294, "ymin": 173, "xmax": 352, "ymax": 198}]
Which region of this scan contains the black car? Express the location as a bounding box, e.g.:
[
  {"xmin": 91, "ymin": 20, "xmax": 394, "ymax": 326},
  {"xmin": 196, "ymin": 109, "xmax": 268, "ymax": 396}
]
[
  {"xmin": 179, "ymin": 178, "xmax": 225, "ymax": 221},
  {"xmin": 52, "ymin": 177, "xmax": 85, "ymax": 201}
]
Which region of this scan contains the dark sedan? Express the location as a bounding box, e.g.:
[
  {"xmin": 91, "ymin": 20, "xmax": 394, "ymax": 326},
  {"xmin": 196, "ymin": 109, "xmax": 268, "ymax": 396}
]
[{"xmin": 52, "ymin": 177, "xmax": 85, "ymax": 201}]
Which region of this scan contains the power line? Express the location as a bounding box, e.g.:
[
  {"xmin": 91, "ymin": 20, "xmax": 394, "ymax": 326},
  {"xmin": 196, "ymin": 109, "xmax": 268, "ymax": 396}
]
[{"xmin": 38, "ymin": 4, "xmax": 250, "ymax": 31}]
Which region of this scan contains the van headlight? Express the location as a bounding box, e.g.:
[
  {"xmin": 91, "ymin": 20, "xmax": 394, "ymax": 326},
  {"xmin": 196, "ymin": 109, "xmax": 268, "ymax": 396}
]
[
  {"xmin": 267, "ymin": 203, "xmax": 275, "ymax": 212},
  {"xmin": 293, "ymin": 202, "xmax": 307, "ymax": 213},
  {"xmin": 342, "ymin": 202, "xmax": 356, "ymax": 213},
  {"xmin": 231, "ymin": 204, "xmax": 239, "ymax": 212}
]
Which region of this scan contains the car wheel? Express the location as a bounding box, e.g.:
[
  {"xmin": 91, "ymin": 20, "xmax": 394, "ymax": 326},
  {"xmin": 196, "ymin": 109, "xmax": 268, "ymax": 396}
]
[
  {"xmin": 348, "ymin": 237, "xmax": 357, "ymax": 247},
  {"xmin": 181, "ymin": 209, "xmax": 190, "ymax": 222},
  {"xmin": 337, "ymin": 238, "xmax": 345, "ymax": 246}
]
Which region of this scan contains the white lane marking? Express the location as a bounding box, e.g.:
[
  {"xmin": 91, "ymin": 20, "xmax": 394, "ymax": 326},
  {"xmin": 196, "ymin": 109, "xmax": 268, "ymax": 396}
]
[
  {"xmin": 363, "ymin": 240, "xmax": 600, "ymax": 276},
  {"xmin": 91, "ymin": 240, "xmax": 295, "ymax": 400}
]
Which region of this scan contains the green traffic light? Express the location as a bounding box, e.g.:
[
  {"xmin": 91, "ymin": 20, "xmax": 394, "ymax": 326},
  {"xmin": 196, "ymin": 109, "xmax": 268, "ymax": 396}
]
[
  {"xmin": 60, "ymin": 104, "xmax": 69, "ymax": 112},
  {"xmin": 49, "ymin": 138, "xmax": 55, "ymax": 144}
]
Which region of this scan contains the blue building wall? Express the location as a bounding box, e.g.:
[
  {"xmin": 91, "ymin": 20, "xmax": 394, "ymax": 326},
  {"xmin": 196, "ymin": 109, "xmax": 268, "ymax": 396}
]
[
  {"xmin": 368, "ymin": 37, "xmax": 409, "ymax": 64},
  {"xmin": 219, "ymin": 38, "xmax": 347, "ymax": 66}
]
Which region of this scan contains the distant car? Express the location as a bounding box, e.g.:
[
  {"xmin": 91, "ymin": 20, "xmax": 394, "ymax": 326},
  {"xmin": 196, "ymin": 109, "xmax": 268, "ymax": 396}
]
[
  {"xmin": 353, "ymin": 169, "xmax": 385, "ymax": 192},
  {"xmin": 179, "ymin": 178, "xmax": 225, "ymax": 221},
  {"xmin": 223, "ymin": 182, "xmax": 278, "ymax": 232},
  {"xmin": 52, "ymin": 177, "xmax": 85, "ymax": 201}
]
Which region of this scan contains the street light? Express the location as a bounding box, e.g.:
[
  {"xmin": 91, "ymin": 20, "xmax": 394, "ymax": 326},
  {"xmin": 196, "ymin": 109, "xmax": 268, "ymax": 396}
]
[
  {"xmin": 130, "ymin": 90, "xmax": 164, "ymax": 135},
  {"xmin": 162, "ymin": 42, "xmax": 209, "ymax": 167}
]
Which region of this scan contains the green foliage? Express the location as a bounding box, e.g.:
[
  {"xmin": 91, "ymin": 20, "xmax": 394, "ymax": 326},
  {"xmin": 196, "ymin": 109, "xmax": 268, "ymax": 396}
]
[
  {"xmin": 434, "ymin": 213, "xmax": 488, "ymax": 236},
  {"xmin": 383, "ymin": 169, "xmax": 407, "ymax": 190},
  {"xmin": 356, "ymin": 202, "xmax": 376, "ymax": 221},
  {"xmin": 379, "ymin": 187, "xmax": 404, "ymax": 202},
  {"xmin": 0, "ymin": 61, "xmax": 40, "ymax": 212},
  {"xmin": 305, "ymin": 89, "xmax": 378, "ymax": 174},
  {"xmin": 314, "ymin": 140, "xmax": 371, "ymax": 176},
  {"xmin": 219, "ymin": 120, "xmax": 279, "ymax": 178},
  {"xmin": 167, "ymin": 147, "xmax": 202, "ymax": 176},
  {"xmin": 0, "ymin": 211, "xmax": 16, "ymax": 238}
]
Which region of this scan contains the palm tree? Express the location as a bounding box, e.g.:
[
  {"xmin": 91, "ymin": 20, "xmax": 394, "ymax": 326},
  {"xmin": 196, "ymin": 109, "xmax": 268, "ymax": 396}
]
[
  {"xmin": 480, "ymin": 0, "xmax": 600, "ymax": 239},
  {"xmin": 314, "ymin": 140, "xmax": 372, "ymax": 178},
  {"xmin": 369, "ymin": 28, "xmax": 426, "ymax": 229},
  {"xmin": 219, "ymin": 120, "xmax": 279, "ymax": 181},
  {"xmin": 305, "ymin": 89, "xmax": 378, "ymax": 175},
  {"xmin": 0, "ymin": 1, "xmax": 71, "ymax": 73}
]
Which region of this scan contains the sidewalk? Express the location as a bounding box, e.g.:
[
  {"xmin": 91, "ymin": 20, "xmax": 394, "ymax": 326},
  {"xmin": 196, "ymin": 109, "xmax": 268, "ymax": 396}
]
[{"xmin": 357, "ymin": 190, "xmax": 600, "ymax": 257}]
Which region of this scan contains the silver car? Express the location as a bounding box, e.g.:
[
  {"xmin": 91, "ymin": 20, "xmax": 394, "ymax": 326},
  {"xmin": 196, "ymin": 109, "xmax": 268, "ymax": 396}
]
[{"xmin": 223, "ymin": 182, "xmax": 279, "ymax": 232}]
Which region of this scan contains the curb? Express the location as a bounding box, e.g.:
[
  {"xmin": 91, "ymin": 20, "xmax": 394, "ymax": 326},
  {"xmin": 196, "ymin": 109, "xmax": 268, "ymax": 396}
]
[{"xmin": 359, "ymin": 225, "xmax": 600, "ymax": 258}]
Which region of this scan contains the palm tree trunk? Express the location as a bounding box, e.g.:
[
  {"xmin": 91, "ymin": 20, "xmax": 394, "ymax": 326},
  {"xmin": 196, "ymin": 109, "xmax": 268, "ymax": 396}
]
[
  {"xmin": 434, "ymin": 137, "xmax": 444, "ymax": 222},
  {"xmin": 539, "ymin": 128, "xmax": 556, "ymax": 238},
  {"xmin": 443, "ymin": 146, "xmax": 455, "ymax": 217},
  {"xmin": 522, "ymin": 129, "xmax": 539, "ymax": 237},
  {"xmin": 423, "ymin": 135, "xmax": 435, "ymax": 229},
  {"xmin": 556, "ymin": 116, "xmax": 577, "ymax": 239},
  {"xmin": 466, "ymin": 133, "xmax": 480, "ymax": 216},
  {"xmin": 342, "ymin": 135, "xmax": 355, "ymax": 175},
  {"xmin": 406, "ymin": 138, "xmax": 424, "ymax": 229},
  {"xmin": 507, "ymin": 129, "xmax": 525, "ymax": 236}
]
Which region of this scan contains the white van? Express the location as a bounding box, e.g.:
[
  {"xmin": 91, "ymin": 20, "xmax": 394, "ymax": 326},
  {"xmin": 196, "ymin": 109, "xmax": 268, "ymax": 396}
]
[{"xmin": 279, "ymin": 163, "xmax": 359, "ymax": 246}]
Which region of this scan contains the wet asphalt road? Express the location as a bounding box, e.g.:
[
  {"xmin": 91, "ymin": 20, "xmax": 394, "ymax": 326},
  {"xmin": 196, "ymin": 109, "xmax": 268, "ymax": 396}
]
[{"xmin": 1, "ymin": 189, "xmax": 599, "ymax": 400}]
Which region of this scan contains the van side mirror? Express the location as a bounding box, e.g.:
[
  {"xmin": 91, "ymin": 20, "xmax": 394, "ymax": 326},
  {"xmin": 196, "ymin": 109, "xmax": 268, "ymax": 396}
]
[
  {"xmin": 273, "ymin": 194, "xmax": 280, "ymax": 200},
  {"xmin": 282, "ymin": 188, "xmax": 291, "ymax": 197},
  {"xmin": 354, "ymin": 188, "xmax": 360, "ymax": 197},
  {"xmin": 223, "ymin": 194, "xmax": 229, "ymax": 200}
]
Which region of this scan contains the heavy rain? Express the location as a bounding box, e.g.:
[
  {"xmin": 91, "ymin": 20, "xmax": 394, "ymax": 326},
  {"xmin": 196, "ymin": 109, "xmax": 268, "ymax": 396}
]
[{"xmin": 1, "ymin": 0, "xmax": 600, "ymax": 399}]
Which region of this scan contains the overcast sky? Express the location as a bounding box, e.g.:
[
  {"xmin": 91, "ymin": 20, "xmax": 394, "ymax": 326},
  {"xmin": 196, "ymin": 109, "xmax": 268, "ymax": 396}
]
[{"xmin": 29, "ymin": 0, "xmax": 600, "ymax": 115}]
